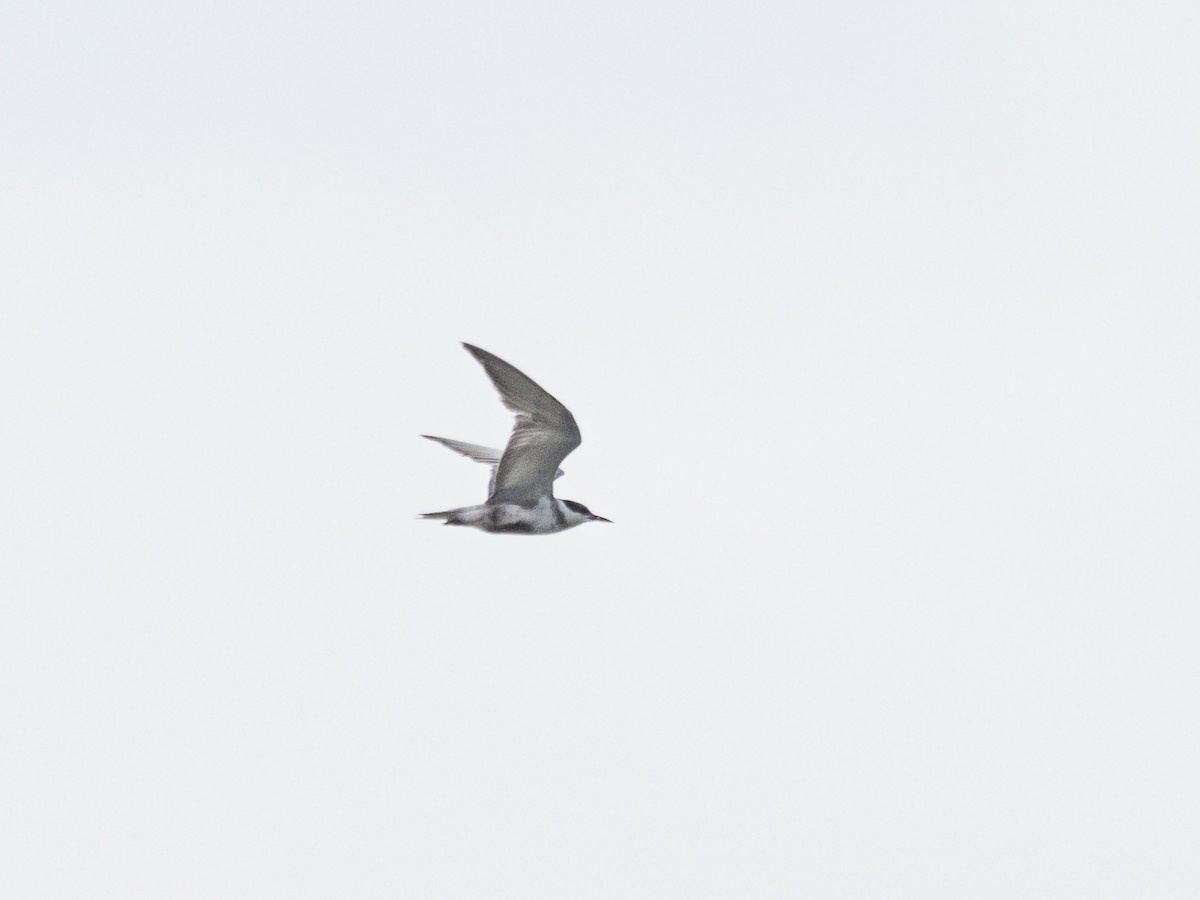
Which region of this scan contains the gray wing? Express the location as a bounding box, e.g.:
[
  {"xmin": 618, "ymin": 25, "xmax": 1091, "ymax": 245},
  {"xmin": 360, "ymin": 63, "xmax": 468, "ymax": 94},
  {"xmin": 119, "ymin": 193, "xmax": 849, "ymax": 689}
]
[
  {"xmin": 462, "ymin": 343, "xmax": 581, "ymax": 505},
  {"xmin": 421, "ymin": 434, "xmax": 563, "ymax": 497},
  {"xmin": 421, "ymin": 435, "xmax": 503, "ymax": 467}
]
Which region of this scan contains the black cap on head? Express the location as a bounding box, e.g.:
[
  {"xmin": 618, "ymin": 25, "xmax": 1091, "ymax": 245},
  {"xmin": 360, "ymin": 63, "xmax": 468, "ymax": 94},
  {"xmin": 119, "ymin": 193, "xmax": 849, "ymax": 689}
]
[{"xmin": 564, "ymin": 499, "xmax": 611, "ymax": 522}]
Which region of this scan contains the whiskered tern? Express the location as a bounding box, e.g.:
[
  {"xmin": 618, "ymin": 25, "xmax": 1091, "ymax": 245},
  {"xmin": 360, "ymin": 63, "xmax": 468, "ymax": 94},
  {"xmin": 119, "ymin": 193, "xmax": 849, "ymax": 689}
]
[{"xmin": 420, "ymin": 343, "xmax": 610, "ymax": 534}]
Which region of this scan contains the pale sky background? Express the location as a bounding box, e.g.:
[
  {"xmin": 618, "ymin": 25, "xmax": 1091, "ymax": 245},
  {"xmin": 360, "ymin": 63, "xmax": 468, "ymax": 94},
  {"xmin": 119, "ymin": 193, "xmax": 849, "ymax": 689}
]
[{"xmin": 2, "ymin": 1, "xmax": 1198, "ymax": 897}]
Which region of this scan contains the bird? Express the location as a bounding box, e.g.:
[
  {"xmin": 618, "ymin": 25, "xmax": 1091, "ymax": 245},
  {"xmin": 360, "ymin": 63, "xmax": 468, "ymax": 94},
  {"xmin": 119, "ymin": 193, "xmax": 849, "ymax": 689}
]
[{"xmin": 420, "ymin": 343, "xmax": 611, "ymax": 534}]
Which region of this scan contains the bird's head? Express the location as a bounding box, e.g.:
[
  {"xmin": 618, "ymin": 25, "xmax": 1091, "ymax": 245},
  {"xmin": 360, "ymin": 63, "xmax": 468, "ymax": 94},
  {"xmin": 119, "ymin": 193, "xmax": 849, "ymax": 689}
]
[{"xmin": 562, "ymin": 499, "xmax": 612, "ymax": 525}]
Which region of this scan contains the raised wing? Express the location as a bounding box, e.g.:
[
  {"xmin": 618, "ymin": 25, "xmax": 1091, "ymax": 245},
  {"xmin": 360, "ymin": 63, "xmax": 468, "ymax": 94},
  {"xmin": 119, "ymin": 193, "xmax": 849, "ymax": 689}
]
[
  {"xmin": 421, "ymin": 435, "xmax": 503, "ymax": 467},
  {"xmin": 421, "ymin": 434, "xmax": 564, "ymax": 497},
  {"xmin": 462, "ymin": 343, "xmax": 581, "ymax": 505}
]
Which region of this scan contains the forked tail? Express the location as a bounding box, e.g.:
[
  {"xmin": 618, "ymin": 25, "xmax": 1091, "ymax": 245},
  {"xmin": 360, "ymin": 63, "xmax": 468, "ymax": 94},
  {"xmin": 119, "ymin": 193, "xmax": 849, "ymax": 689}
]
[{"xmin": 418, "ymin": 506, "xmax": 476, "ymax": 526}]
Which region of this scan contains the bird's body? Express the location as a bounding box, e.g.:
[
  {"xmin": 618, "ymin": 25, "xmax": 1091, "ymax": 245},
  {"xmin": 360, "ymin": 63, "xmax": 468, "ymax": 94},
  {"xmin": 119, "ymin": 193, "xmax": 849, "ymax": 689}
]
[
  {"xmin": 421, "ymin": 496, "xmax": 597, "ymax": 534},
  {"xmin": 420, "ymin": 343, "xmax": 610, "ymax": 535}
]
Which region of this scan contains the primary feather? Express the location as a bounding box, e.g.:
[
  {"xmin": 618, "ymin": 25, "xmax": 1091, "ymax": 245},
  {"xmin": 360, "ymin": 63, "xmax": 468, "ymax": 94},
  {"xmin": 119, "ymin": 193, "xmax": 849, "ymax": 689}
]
[
  {"xmin": 461, "ymin": 343, "xmax": 581, "ymax": 505},
  {"xmin": 422, "ymin": 433, "xmax": 564, "ymax": 496}
]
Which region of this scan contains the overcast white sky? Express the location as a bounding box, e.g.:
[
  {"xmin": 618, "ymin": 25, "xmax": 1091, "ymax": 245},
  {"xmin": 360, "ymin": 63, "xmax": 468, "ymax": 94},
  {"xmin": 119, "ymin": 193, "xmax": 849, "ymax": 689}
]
[{"xmin": 2, "ymin": 1, "xmax": 1198, "ymax": 897}]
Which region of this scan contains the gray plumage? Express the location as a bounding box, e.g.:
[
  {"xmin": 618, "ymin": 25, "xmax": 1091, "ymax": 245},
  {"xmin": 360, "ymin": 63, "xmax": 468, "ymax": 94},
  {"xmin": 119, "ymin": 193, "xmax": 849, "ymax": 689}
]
[
  {"xmin": 419, "ymin": 343, "xmax": 609, "ymax": 534},
  {"xmin": 462, "ymin": 343, "xmax": 580, "ymax": 505},
  {"xmin": 421, "ymin": 434, "xmax": 564, "ymax": 498}
]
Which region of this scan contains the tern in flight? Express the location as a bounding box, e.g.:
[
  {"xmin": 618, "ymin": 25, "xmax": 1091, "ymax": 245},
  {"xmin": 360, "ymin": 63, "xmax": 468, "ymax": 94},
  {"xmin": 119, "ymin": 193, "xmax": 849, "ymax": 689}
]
[{"xmin": 420, "ymin": 343, "xmax": 610, "ymax": 534}]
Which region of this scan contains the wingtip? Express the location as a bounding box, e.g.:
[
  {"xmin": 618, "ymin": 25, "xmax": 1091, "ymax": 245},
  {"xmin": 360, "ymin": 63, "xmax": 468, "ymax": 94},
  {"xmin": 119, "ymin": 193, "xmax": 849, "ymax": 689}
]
[{"xmin": 461, "ymin": 342, "xmax": 497, "ymax": 364}]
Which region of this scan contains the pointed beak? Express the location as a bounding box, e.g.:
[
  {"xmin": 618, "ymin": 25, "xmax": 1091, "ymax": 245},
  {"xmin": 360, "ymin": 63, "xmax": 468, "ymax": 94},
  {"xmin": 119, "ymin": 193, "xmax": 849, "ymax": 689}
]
[{"xmin": 592, "ymin": 515, "xmax": 612, "ymax": 523}]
